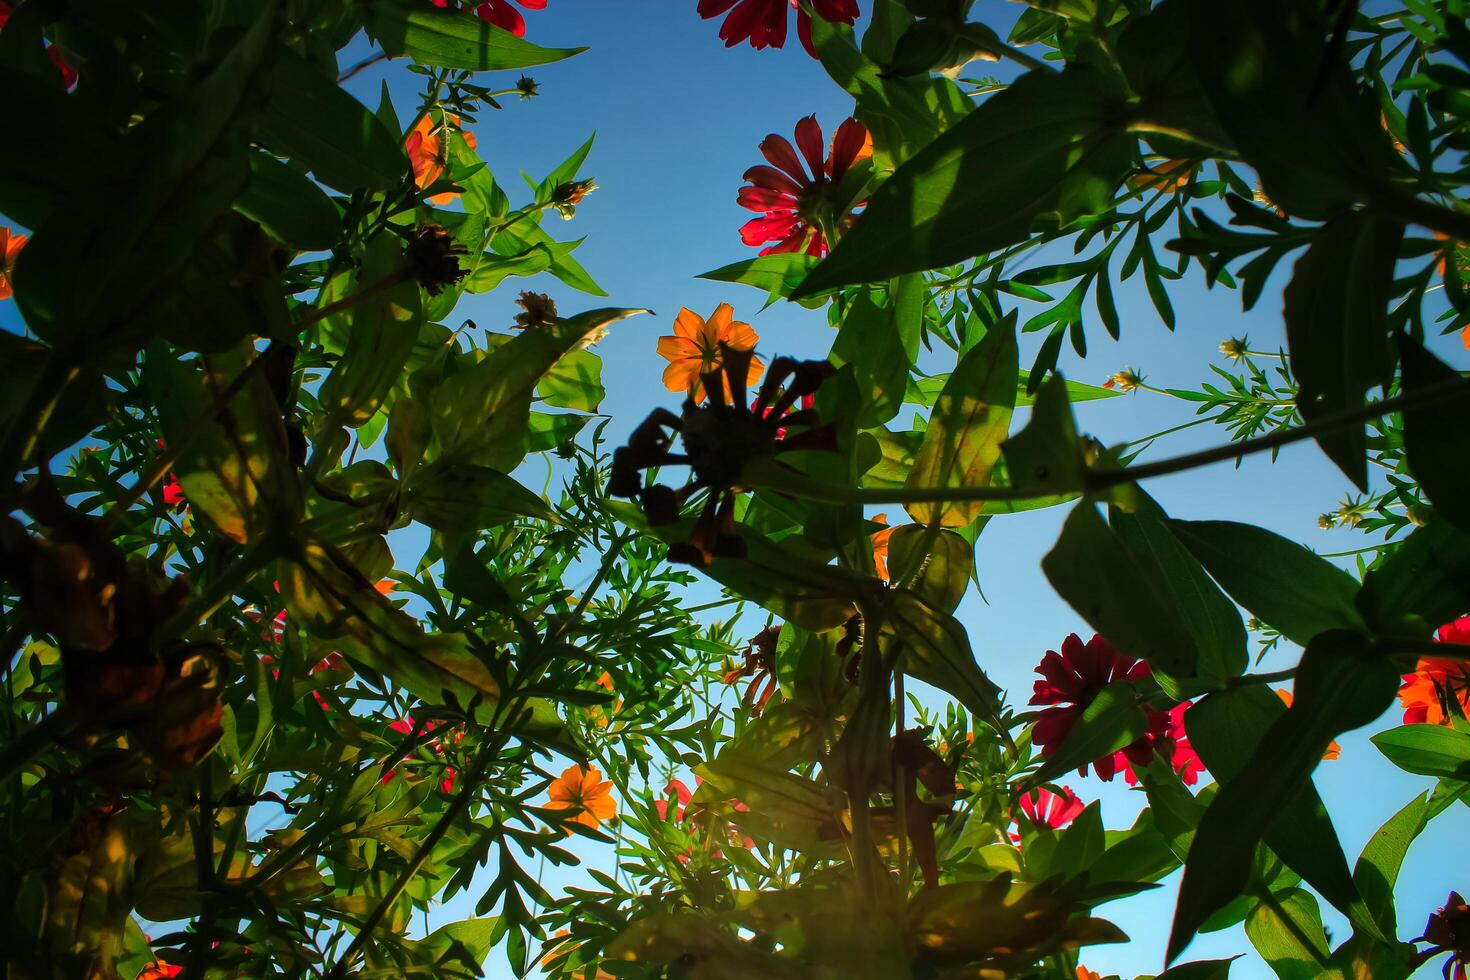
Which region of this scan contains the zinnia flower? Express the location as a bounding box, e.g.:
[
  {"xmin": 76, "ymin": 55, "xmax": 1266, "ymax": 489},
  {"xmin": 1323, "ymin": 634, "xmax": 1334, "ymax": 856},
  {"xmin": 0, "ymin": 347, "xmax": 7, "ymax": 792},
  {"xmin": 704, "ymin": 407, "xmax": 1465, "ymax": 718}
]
[
  {"xmin": 1030, "ymin": 633, "xmax": 1202, "ymax": 784},
  {"xmin": 1398, "ymin": 616, "xmax": 1470, "ymax": 726},
  {"xmin": 136, "ymin": 964, "xmax": 182, "ymax": 980},
  {"xmin": 406, "ymin": 112, "xmax": 477, "ymax": 204},
  {"xmin": 545, "ymin": 764, "xmax": 617, "ymax": 831},
  {"xmin": 383, "ymin": 715, "xmax": 462, "ymax": 792},
  {"xmin": 1016, "ymin": 785, "xmax": 1086, "ymax": 830},
  {"xmin": 656, "ymin": 303, "xmax": 763, "ymax": 403},
  {"xmin": 0, "ymin": 226, "xmax": 26, "ymax": 301},
  {"xmin": 698, "ymin": 0, "xmax": 860, "ymax": 58},
  {"xmin": 738, "ymin": 115, "xmax": 871, "ymax": 257},
  {"xmin": 472, "ymin": 0, "xmax": 544, "ymax": 36}
]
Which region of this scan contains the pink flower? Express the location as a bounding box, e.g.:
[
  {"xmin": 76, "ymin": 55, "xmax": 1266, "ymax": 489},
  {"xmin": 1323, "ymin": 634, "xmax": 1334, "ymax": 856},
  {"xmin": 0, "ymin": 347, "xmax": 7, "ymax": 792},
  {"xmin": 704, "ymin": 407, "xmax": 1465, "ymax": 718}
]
[{"xmin": 472, "ymin": 0, "xmax": 545, "ymax": 36}]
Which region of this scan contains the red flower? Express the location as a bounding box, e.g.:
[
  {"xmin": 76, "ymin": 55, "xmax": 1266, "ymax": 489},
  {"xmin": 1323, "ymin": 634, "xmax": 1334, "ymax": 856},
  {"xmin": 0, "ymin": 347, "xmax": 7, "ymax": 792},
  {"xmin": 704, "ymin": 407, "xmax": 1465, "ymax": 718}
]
[
  {"xmin": 1017, "ymin": 785, "xmax": 1085, "ymax": 830},
  {"xmin": 738, "ymin": 115, "xmax": 871, "ymax": 257},
  {"xmin": 698, "ymin": 0, "xmax": 860, "ymax": 58},
  {"xmin": 1398, "ymin": 616, "xmax": 1470, "ymax": 726},
  {"xmin": 472, "ymin": 0, "xmax": 545, "ymax": 36},
  {"xmin": 1030, "ymin": 633, "xmax": 1202, "ymax": 784},
  {"xmin": 383, "ymin": 715, "xmax": 463, "ymax": 792},
  {"xmin": 0, "ymin": 4, "xmax": 78, "ymax": 88}
]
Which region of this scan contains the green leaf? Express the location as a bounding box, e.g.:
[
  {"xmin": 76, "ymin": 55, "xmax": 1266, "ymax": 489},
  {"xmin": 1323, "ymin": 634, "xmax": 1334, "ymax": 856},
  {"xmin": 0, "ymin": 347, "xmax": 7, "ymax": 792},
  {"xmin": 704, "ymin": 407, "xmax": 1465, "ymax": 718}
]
[
  {"xmin": 1043, "ymin": 503, "xmax": 1200, "ymax": 677},
  {"xmin": 1282, "ymin": 210, "xmax": 1403, "ymax": 489},
  {"xmin": 258, "ymin": 47, "xmax": 406, "ymax": 193},
  {"xmin": 831, "ymin": 277, "xmax": 922, "ymax": 428},
  {"xmin": 1352, "ymin": 791, "xmax": 1427, "ymax": 935},
  {"xmin": 537, "ymin": 348, "xmax": 604, "ymax": 413},
  {"xmin": 1168, "ymin": 631, "xmax": 1399, "ymax": 962},
  {"xmin": 700, "ymin": 533, "xmax": 863, "ymax": 632},
  {"xmin": 234, "ymin": 151, "xmax": 341, "ymax": 251},
  {"xmin": 1397, "ymin": 332, "xmax": 1470, "ymax": 531},
  {"xmin": 883, "ymin": 588, "xmax": 1004, "ymax": 733},
  {"xmin": 1050, "ymin": 802, "xmax": 1106, "ymax": 879},
  {"xmin": 525, "ymin": 411, "xmax": 590, "ymax": 453},
  {"xmin": 791, "ymin": 65, "xmax": 1134, "ymax": 296},
  {"xmin": 1030, "ymin": 681, "xmax": 1147, "ymax": 785},
  {"xmin": 317, "ymin": 234, "xmax": 424, "ymax": 427},
  {"xmin": 698, "ymin": 254, "xmax": 825, "ymax": 305},
  {"xmin": 533, "ymin": 133, "xmax": 596, "ymax": 203},
  {"xmin": 999, "ymin": 374, "xmax": 1089, "ymax": 497},
  {"xmin": 1155, "ymin": 959, "xmax": 1240, "ymax": 980},
  {"xmin": 1186, "ymin": 686, "xmax": 1372, "ymax": 937},
  {"xmin": 1110, "ymin": 496, "xmax": 1247, "ymax": 682},
  {"xmin": 0, "ymin": 66, "xmax": 107, "ymax": 228},
  {"xmin": 493, "ymin": 222, "xmax": 606, "ymax": 296},
  {"xmin": 363, "ymin": 0, "xmax": 586, "ymax": 70},
  {"xmin": 1169, "ymin": 520, "xmax": 1366, "ymax": 647},
  {"xmin": 887, "ymin": 526, "xmax": 971, "ymax": 614},
  {"xmin": 1184, "ymin": 0, "xmax": 1406, "ymax": 219},
  {"xmin": 904, "ymin": 310, "xmax": 1018, "ymax": 526},
  {"xmin": 1356, "ymin": 518, "xmax": 1470, "ymax": 638},
  {"xmin": 463, "ymin": 243, "xmax": 554, "ymax": 293},
  {"xmin": 402, "ymin": 462, "xmax": 555, "ymax": 532},
  {"xmin": 1372, "ymin": 725, "xmax": 1470, "ymax": 780},
  {"xmin": 429, "ymin": 309, "xmax": 647, "ymax": 468},
  {"xmin": 1243, "ymin": 888, "xmax": 1330, "ymax": 980}
]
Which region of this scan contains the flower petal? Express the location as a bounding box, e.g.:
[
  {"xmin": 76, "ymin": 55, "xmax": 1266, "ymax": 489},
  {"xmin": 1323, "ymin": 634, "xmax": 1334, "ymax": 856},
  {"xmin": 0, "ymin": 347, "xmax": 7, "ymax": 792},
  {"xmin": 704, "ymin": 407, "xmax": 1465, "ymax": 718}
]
[
  {"xmin": 794, "ymin": 115, "xmax": 826, "ymax": 179},
  {"xmin": 760, "ymin": 133, "xmax": 810, "ymax": 185}
]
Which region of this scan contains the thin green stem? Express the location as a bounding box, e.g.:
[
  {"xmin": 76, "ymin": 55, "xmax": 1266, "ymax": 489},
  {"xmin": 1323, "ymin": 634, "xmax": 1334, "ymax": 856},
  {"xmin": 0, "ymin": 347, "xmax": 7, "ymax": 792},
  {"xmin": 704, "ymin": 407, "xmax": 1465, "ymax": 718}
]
[{"xmin": 293, "ymin": 266, "xmax": 414, "ymax": 331}]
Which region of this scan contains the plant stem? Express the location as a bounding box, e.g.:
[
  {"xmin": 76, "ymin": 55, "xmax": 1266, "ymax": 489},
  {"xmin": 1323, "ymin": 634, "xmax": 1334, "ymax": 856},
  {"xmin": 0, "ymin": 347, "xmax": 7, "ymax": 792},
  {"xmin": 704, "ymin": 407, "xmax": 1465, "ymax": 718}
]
[
  {"xmin": 0, "ymin": 354, "xmax": 80, "ymax": 486},
  {"xmin": 748, "ymin": 374, "xmax": 1470, "ymax": 506},
  {"xmin": 1224, "ymin": 667, "xmax": 1298, "ymax": 688},
  {"xmin": 293, "ymin": 266, "xmax": 414, "ymax": 331}
]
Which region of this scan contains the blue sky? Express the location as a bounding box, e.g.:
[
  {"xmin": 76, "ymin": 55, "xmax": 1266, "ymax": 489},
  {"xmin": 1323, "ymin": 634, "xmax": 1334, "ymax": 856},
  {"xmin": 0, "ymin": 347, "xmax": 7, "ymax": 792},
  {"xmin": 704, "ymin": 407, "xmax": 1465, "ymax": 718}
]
[{"xmin": 340, "ymin": 3, "xmax": 1466, "ymax": 977}]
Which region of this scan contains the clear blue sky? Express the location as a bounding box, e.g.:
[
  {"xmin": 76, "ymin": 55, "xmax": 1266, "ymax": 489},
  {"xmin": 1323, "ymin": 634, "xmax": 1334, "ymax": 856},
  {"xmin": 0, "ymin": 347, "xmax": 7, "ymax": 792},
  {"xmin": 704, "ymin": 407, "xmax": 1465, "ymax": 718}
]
[{"xmin": 340, "ymin": 4, "xmax": 1465, "ymax": 977}]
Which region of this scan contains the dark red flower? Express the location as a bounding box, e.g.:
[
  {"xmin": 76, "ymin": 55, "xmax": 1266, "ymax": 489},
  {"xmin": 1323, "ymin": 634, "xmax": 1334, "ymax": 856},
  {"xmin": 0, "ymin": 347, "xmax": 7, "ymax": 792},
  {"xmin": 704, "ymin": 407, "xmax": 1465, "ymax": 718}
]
[
  {"xmin": 1030, "ymin": 633, "xmax": 1202, "ymax": 784},
  {"xmin": 655, "ymin": 779, "xmax": 693, "ymax": 822},
  {"xmin": 1416, "ymin": 891, "xmax": 1470, "ymax": 980},
  {"xmin": 698, "ymin": 0, "xmax": 860, "ymax": 58},
  {"xmin": 723, "ymin": 625, "xmax": 781, "ymax": 715},
  {"xmin": 739, "ymin": 115, "xmax": 871, "ymax": 257},
  {"xmin": 1017, "ymin": 785, "xmax": 1086, "ymax": 830},
  {"xmin": 473, "ymin": 0, "xmax": 545, "ymax": 36}
]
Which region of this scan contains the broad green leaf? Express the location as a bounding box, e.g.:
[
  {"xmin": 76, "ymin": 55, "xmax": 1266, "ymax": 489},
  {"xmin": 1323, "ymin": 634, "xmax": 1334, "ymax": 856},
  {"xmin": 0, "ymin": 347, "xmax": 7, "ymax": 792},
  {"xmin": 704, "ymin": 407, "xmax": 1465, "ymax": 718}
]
[
  {"xmin": 318, "ymin": 234, "xmax": 424, "ymax": 427},
  {"xmin": 525, "ymin": 411, "xmax": 590, "ymax": 453},
  {"xmin": 532, "ymin": 133, "xmax": 596, "ymax": 203},
  {"xmin": 13, "ymin": 7, "xmax": 271, "ymax": 347},
  {"xmin": 1116, "ymin": 0, "xmax": 1232, "ymax": 158},
  {"xmin": 401, "ymin": 461, "xmax": 555, "ymax": 532},
  {"xmin": 1243, "ymin": 888, "xmax": 1330, "ymax": 980},
  {"xmin": 363, "ymin": 1, "xmax": 587, "ymax": 70},
  {"xmin": 1372, "ymin": 725, "xmax": 1470, "ymax": 780},
  {"xmin": 429, "ymin": 309, "xmax": 647, "ymax": 468},
  {"xmin": 1353, "ymin": 792, "xmax": 1427, "ymax": 935},
  {"xmin": 859, "ymin": 427, "xmax": 924, "ymax": 490},
  {"xmin": 1044, "ymin": 503, "xmax": 1200, "ymax": 677},
  {"xmin": 463, "ymin": 243, "xmax": 553, "ymax": 293},
  {"xmin": 1184, "ymin": 0, "xmax": 1407, "ymax": 219},
  {"xmin": 831, "ymin": 277, "xmax": 922, "ymax": 428},
  {"xmin": 1169, "ymin": 631, "xmax": 1399, "ymax": 961},
  {"xmin": 1050, "ymin": 802, "xmax": 1106, "ymax": 879},
  {"xmin": 234, "ymin": 151, "xmax": 341, "ymax": 251},
  {"xmin": 904, "ymin": 311, "xmax": 1018, "ymax": 526},
  {"xmin": 537, "ymin": 349, "xmax": 604, "ymax": 413},
  {"xmin": 695, "ymin": 757, "xmax": 845, "ymax": 851},
  {"xmin": 1282, "ymin": 211, "xmax": 1402, "ymax": 489},
  {"xmin": 1186, "ymin": 686, "xmax": 1371, "ymax": 936},
  {"xmin": 1169, "ymin": 520, "xmax": 1366, "ymax": 646},
  {"xmin": 792, "ymin": 65, "xmax": 1134, "ymax": 296},
  {"xmin": 147, "ymin": 343, "xmax": 301, "ymax": 544},
  {"xmin": 0, "ymin": 65, "xmax": 107, "ymax": 227},
  {"xmin": 492, "ymin": 222, "xmax": 606, "ymax": 296},
  {"xmin": 882, "ymin": 588, "xmax": 1004, "ymax": 732},
  {"xmin": 1356, "ymin": 518, "xmax": 1470, "ymax": 638},
  {"xmin": 1030, "ymin": 681, "xmax": 1147, "ymax": 785},
  {"xmin": 258, "ymin": 48, "xmax": 406, "ymax": 193},
  {"xmin": 1110, "ymin": 496, "xmax": 1247, "ymax": 682},
  {"xmin": 698, "ymin": 253, "xmax": 825, "ymax": 305},
  {"xmin": 1155, "ymin": 959, "xmax": 1239, "ymax": 980},
  {"xmin": 887, "ymin": 525, "xmax": 971, "ymax": 614},
  {"xmin": 700, "ymin": 534, "xmax": 864, "ymax": 632},
  {"xmin": 998, "ymin": 374, "xmax": 1088, "ymax": 497},
  {"xmin": 1397, "ymin": 332, "xmax": 1470, "ymax": 530}
]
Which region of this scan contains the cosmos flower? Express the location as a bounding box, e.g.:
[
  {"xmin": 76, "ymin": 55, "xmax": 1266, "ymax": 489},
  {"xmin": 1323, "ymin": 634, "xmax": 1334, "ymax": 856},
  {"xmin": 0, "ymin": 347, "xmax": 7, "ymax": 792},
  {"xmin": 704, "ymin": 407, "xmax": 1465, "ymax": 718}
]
[
  {"xmin": 870, "ymin": 513, "xmax": 894, "ymax": 582},
  {"xmin": 406, "ymin": 112, "xmax": 477, "ymax": 204},
  {"xmin": 656, "ymin": 303, "xmax": 763, "ymax": 404},
  {"xmin": 738, "ymin": 116, "xmax": 871, "ymax": 256},
  {"xmin": 545, "ymin": 764, "xmax": 617, "ymax": 831},
  {"xmin": 0, "ymin": 226, "xmax": 26, "ymax": 301}
]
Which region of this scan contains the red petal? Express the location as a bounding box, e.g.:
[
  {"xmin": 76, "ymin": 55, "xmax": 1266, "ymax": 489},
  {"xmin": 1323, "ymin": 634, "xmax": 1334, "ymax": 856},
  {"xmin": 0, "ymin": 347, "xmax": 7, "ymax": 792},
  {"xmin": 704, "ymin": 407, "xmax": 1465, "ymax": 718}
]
[
  {"xmin": 828, "ymin": 118, "xmax": 869, "ymax": 179},
  {"xmin": 757, "ymin": 223, "xmax": 810, "ymax": 256},
  {"xmin": 794, "ymin": 115, "xmax": 825, "ymax": 179},
  {"xmin": 742, "ymin": 164, "xmax": 805, "ymax": 197},
  {"xmin": 760, "ymin": 133, "xmax": 810, "ymax": 185},
  {"xmin": 798, "ymin": 10, "xmax": 818, "ymax": 58},
  {"xmin": 737, "ymin": 185, "xmax": 798, "ymax": 212},
  {"xmin": 813, "ymin": 0, "xmax": 860, "ymax": 22},
  {"xmin": 740, "ymin": 211, "xmax": 800, "ymax": 245},
  {"xmin": 475, "ymin": 0, "xmax": 525, "ymax": 36},
  {"xmin": 516, "ymin": 0, "xmax": 548, "ymax": 8}
]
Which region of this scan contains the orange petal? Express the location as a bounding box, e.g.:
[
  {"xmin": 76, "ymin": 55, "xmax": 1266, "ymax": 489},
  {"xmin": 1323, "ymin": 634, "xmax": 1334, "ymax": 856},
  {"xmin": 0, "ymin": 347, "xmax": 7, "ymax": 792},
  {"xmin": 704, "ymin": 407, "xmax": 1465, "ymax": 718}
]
[
  {"xmin": 724, "ymin": 320, "xmax": 760, "ymax": 352},
  {"xmin": 463, "ymin": 129, "xmax": 478, "ymax": 151},
  {"xmin": 672, "ymin": 307, "xmax": 705, "ymax": 342},
  {"xmin": 656, "ymin": 335, "xmax": 697, "ymax": 362},
  {"xmin": 663, "ymin": 360, "xmax": 697, "ymax": 394},
  {"xmin": 744, "ymin": 354, "xmax": 765, "ymax": 386},
  {"xmin": 707, "ymin": 303, "xmax": 735, "ymax": 339}
]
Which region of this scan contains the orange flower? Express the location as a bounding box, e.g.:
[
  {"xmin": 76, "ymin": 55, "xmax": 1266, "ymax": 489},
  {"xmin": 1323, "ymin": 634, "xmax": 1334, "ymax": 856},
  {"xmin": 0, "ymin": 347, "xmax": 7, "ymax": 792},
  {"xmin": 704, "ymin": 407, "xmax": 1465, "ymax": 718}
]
[
  {"xmin": 1277, "ymin": 689, "xmax": 1341, "ymax": 760},
  {"xmin": 1461, "ymin": 323, "xmax": 1469, "ymax": 351},
  {"xmin": 544, "ymin": 764, "xmax": 616, "ymax": 831},
  {"xmin": 0, "ymin": 226, "xmax": 26, "ymax": 300},
  {"xmin": 656, "ymin": 303, "xmax": 762, "ymax": 403},
  {"xmin": 541, "ymin": 929, "xmax": 616, "ymax": 979},
  {"xmin": 870, "ymin": 512, "xmax": 894, "ymax": 582},
  {"xmin": 406, "ymin": 112, "xmax": 478, "ymax": 205},
  {"xmin": 1397, "ymin": 617, "xmax": 1470, "ymax": 726},
  {"xmin": 1076, "ymin": 967, "xmax": 1102, "ymax": 980}
]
